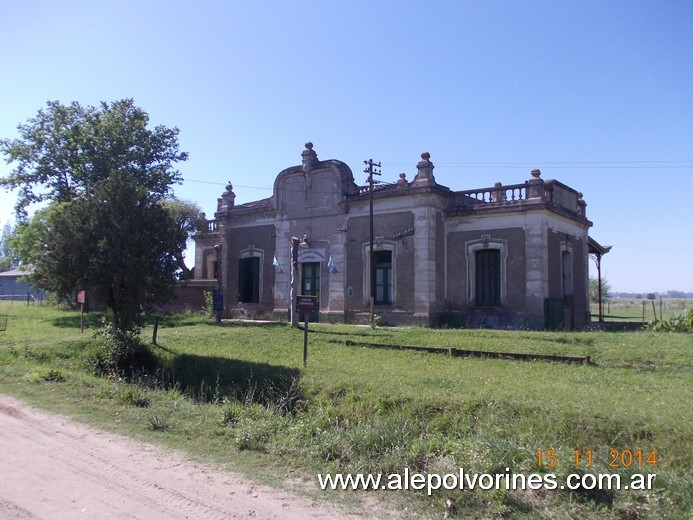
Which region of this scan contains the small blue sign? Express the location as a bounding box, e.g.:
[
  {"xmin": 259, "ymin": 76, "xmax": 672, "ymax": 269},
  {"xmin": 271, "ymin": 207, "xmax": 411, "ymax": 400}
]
[{"xmin": 212, "ymin": 290, "xmax": 224, "ymax": 311}]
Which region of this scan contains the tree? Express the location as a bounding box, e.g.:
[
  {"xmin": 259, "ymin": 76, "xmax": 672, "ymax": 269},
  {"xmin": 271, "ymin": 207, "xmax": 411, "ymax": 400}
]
[
  {"xmin": 0, "ymin": 221, "xmax": 18, "ymax": 271},
  {"xmin": 162, "ymin": 198, "xmax": 206, "ymax": 280},
  {"xmin": 666, "ymin": 290, "xmax": 687, "ymax": 299},
  {"xmin": 1, "ymin": 100, "xmax": 188, "ymax": 331},
  {"xmin": 589, "ymin": 276, "xmax": 612, "ymax": 304}
]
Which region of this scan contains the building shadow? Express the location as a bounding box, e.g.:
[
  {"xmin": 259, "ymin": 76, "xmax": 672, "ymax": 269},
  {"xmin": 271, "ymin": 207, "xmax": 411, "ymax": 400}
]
[
  {"xmin": 156, "ymin": 353, "xmax": 302, "ymax": 406},
  {"xmin": 51, "ymin": 313, "xmax": 105, "ymax": 329}
]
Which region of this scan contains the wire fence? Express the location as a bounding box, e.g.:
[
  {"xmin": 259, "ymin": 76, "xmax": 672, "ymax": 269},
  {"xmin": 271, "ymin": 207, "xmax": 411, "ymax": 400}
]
[{"xmin": 0, "ymin": 293, "xmax": 44, "ymax": 304}]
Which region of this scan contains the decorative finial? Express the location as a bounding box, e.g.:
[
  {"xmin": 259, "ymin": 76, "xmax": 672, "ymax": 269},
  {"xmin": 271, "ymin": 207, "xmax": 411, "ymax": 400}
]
[
  {"xmin": 396, "ymin": 172, "xmax": 408, "ymax": 188},
  {"xmin": 302, "ymin": 142, "xmax": 319, "ymax": 172},
  {"xmin": 527, "ymin": 169, "xmax": 544, "ymax": 199},
  {"xmin": 219, "ymin": 182, "xmax": 235, "ymax": 211},
  {"xmin": 412, "ymin": 151, "xmax": 437, "ymax": 187}
]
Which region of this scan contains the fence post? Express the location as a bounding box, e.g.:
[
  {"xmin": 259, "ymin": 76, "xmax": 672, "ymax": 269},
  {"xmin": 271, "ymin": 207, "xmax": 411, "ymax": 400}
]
[{"xmin": 642, "ymin": 301, "xmax": 645, "ymax": 324}]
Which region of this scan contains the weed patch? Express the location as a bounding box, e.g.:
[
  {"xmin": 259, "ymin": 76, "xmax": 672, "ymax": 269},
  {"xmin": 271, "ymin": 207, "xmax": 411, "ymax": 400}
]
[{"xmin": 116, "ymin": 385, "xmax": 151, "ymax": 408}]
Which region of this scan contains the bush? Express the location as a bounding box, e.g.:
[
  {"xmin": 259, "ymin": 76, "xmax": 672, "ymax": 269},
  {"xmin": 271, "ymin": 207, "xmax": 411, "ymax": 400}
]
[
  {"xmin": 89, "ymin": 322, "xmax": 155, "ymax": 376},
  {"xmin": 202, "ymin": 291, "xmax": 214, "ymax": 319},
  {"xmin": 647, "ymin": 308, "xmax": 693, "ymax": 332}
]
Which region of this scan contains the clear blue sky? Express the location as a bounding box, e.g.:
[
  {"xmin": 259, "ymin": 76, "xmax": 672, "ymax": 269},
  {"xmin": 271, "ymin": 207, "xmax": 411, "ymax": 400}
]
[{"xmin": 1, "ymin": 0, "xmax": 691, "ymax": 292}]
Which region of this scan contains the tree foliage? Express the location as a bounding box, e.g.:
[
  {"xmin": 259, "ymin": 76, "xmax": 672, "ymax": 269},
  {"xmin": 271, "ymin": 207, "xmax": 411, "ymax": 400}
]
[
  {"xmin": 589, "ymin": 276, "xmax": 612, "ymax": 303},
  {"xmin": 0, "ymin": 221, "xmax": 18, "ymax": 271},
  {"xmin": 1, "ymin": 99, "xmax": 187, "ymax": 219},
  {"xmin": 1, "ymin": 100, "xmax": 188, "ymax": 331},
  {"xmin": 162, "ymin": 198, "xmax": 206, "ymax": 279}
]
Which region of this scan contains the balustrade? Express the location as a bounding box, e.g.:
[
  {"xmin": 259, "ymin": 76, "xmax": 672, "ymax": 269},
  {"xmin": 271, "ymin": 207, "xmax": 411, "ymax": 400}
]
[
  {"xmin": 454, "ymin": 182, "xmax": 529, "ymax": 205},
  {"xmin": 349, "ymin": 178, "xmax": 584, "ymax": 218}
]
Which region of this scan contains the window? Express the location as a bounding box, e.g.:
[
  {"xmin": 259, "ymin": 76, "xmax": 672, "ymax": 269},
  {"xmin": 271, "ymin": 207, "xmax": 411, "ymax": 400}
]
[
  {"xmin": 301, "ymin": 262, "xmax": 320, "ymax": 298},
  {"xmin": 475, "ymin": 249, "xmax": 501, "ymax": 306},
  {"xmin": 465, "ymin": 236, "xmax": 507, "ymax": 307},
  {"xmin": 238, "ymin": 257, "xmax": 260, "ymax": 303},
  {"xmin": 561, "ymin": 250, "xmax": 573, "ymax": 297},
  {"xmin": 374, "ymin": 251, "xmax": 393, "ymax": 305},
  {"xmin": 363, "ymin": 241, "xmax": 396, "ymax": 306}
]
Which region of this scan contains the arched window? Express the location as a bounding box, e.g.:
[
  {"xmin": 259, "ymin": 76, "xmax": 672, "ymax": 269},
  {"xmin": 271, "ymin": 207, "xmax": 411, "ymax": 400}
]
[
  {"xmin": 465, "ymin": 236, "xmax": 508, "ymax": 307},
  {"xmin": 363, "ymin": 240, "xmax": 396, "ymax": 306},
  {"xmin": 562, "ymin": 250, "xmax": 573, "ymax": 297},
  {"xmin": 561, "ymin": 242, "xmax": 574, "ymax": 298},
  {"xmin": 238, "ymin": 247, "xmax": 263, "ymax": 303}
]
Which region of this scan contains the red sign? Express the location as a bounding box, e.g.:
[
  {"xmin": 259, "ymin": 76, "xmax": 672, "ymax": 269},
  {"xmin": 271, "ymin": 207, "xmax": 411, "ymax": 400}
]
[
  {"xmin": 76, "ymin": 291, "xmax": 86, "ymax": 304},
  {"xmin": 296, "ymin": 295, "xmax": 317, "ymax": 313}
]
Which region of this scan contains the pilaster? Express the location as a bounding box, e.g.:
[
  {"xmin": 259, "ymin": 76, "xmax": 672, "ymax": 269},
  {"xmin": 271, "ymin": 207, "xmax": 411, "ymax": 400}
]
[
  {"xmin": 413, "ymin": 205, "xmax": 438, "ymax": 317},
  {"xmin": 272, "ymin": 220, "xmax": 291, "ymax": 318},
  {"xmin": 326, "ymin": 230, "xmax": 347, "ymax": 313},
  {"xmin": 524, "ymin": 214, "xmax": 549, "ymax": 322}
]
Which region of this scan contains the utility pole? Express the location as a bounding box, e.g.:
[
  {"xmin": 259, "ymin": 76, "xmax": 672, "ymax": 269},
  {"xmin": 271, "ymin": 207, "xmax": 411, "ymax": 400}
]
[
  {"xmin": 364, "ymin": 158, "xmax": 381, "ymax": 326},
  {"xmin": 290, "ymin": 236, "xmax": 300, "ymax": 328}
]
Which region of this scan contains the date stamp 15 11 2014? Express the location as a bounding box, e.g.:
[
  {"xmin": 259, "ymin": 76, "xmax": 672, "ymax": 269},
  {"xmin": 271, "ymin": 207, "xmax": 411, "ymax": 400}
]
[{"xmin": 535, "ymin": 449, "xmax": 657, "ymax": 469}]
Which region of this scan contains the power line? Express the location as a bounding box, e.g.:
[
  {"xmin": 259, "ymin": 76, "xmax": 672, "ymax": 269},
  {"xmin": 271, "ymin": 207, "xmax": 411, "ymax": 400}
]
[
  {"xmin": 179, "ymin": 159, "xmax": 693, "ymax": 193},
  {"xmin": 428, "ymin": 165, "xmax": 693, "ymax": 169},
  {"xmin": 386, "ymin": 160, "xmax": 693, "ymax": 165},
  {"xmin": 383, "ymin": 161, "xmax": 693, "ymax": 169}
]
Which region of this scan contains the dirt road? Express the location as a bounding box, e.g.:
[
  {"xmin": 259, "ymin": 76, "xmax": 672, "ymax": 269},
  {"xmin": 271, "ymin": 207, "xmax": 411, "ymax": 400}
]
[{"xmin": 0, "ymin": 395, "xmax": 352, "ymax": 520}]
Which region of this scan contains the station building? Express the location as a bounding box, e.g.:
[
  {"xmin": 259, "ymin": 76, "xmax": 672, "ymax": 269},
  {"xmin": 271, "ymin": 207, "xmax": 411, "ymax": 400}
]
[{"xmin": 193, "ymin": 143, "xmax": 597, "ymax": 329}]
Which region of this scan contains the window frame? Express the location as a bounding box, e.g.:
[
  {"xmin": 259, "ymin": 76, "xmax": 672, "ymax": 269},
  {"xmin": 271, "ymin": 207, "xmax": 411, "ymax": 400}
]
[
  {"xmin": 238, "ymin": 247, "xmax": 263, "ymax": 303},
  {"xmin": 560, "ymin": 242, "xmax": 574, "ymax": 298},
  {"xmin": 465, "ymin": 236, "xmax": 508, "ymax": 307},
  {"xmin": 363, "ymin": 240, "xmax": 396, "ymax": 306}
]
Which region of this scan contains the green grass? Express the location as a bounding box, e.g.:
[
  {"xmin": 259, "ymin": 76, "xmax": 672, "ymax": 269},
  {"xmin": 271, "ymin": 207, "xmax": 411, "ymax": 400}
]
[
  {"xmin": 591, "ymin": 298, "xmax": 692, "ymax": 323},
  {"xmin": 0, "ymin": 301, "xmax": 691, "ymax": 519}
]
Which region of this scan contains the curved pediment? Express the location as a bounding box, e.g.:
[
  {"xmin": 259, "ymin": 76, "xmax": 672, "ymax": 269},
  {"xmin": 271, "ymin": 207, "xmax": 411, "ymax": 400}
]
[{"xmin": 273, "ymin": 143, "xmax": 358, "ymax": 217}]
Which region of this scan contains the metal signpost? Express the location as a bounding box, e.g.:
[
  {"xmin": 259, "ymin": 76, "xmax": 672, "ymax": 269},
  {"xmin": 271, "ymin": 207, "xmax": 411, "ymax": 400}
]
[
  {"xmin": 76, "ymin": 291, "xmax": 86, "ymax": 333},
  {"xmin": 296, "ymin": 295, "xmax": 317, "ymax": 367}
]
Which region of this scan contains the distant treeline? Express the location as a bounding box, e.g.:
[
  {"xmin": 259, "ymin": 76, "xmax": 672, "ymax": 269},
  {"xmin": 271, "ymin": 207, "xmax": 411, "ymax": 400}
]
[{"xmin": 612, "ymin": 291, "xmax": 693, "ymax": 299}]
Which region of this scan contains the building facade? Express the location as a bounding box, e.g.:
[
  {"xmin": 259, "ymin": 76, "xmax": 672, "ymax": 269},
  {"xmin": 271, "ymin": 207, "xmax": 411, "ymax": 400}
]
[{"xmin": 193, "ymin": 143, "xmax": 593, "ymax": 329}]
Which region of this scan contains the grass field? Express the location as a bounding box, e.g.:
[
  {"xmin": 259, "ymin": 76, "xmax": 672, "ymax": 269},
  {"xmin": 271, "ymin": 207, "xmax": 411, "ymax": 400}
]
[
  {"xmin": 591, "ymin": 298, "xmax": 692, "ymax": 324},
  {"xmin": 0, "ymin": 301, "xmax": 690, "ymax": 519}
]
